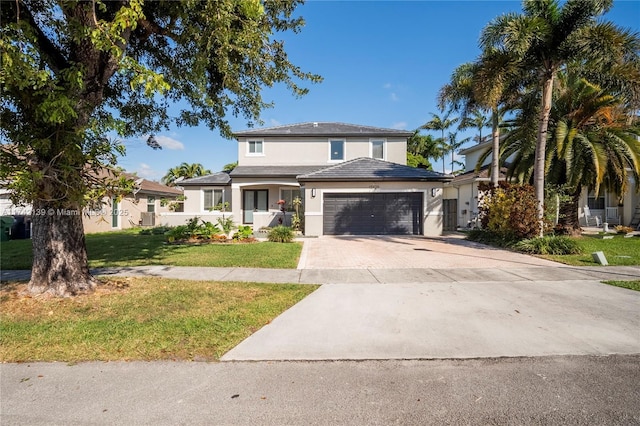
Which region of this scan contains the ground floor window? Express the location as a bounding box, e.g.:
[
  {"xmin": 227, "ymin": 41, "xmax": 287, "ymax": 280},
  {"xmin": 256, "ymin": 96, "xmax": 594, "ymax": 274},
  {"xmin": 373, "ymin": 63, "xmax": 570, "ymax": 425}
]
[
  {"xmin": 204, "ymin": 189, "xmax": 227, "ymax": 211},
  {"xmin": 587, "ymin": 191, "xmax": 605, "ymax": 210},
  {"xmin": 280, "ymin": 188, "xmax": 301, "ymax": 212}
]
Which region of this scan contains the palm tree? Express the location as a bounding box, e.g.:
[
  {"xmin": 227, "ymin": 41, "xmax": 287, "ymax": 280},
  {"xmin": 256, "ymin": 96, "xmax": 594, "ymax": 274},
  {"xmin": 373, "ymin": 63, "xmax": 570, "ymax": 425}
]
[
  {"xmin": 438, "ymin": 54, "xmax": 521, "ymax": 186},
  {"xmin": 162, "ymin": 166, "xmax": 182, "ymax": 186},
  {"xmin": 421, "ymin": 110, "xmax": 458, "ymax": 174},
  {"xmin": 446, "ymin": 132, "xmax": 471, "ymax": 175},
  {"xmin": 501, "ymin": 71, "xmax": 640, "ymax": 234},
  {"xmin": 480, "ymin": 0, "xmax": 640, "ymax": 235},
  {"xmin": 162, "ymin": 162, "xmax": 211, "ymax": 185},
  {"xmin": 459, "ymin": 109, "xmax": 491, "ymax": 145},
  {"xmin": 406, "ymin": 130, "xmax": 439, "ymax": 169}
]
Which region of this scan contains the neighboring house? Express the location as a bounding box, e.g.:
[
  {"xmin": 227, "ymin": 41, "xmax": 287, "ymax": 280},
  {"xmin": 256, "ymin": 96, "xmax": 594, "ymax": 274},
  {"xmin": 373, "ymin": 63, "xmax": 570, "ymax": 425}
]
[
  {"xmin": 1, "ymin": 174, "xmax": 183, "ymax": 235},
  {"xmin": 162, "ymin": 122, "xmax": 453, "ymax": 236},
  {"xmin": 83, "ymin": 176, "xmax": 183, "ymax": 233},
  {"xmin": 447, "ymin": 140, "xmax": 640, "ymax": 229}
]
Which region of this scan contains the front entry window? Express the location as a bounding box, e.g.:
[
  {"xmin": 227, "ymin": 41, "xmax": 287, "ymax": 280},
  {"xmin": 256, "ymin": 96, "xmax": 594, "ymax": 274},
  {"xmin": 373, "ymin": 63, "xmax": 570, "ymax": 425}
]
[{"xmin": 243, "ymin": 190, "xmax": 268, "ymax": 223}]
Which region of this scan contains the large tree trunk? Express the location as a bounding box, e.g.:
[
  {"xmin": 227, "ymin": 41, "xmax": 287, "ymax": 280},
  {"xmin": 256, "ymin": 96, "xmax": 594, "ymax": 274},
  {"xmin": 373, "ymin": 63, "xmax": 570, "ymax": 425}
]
[
  {"xmin": 28, "ymin": 200, "xmax": 96, "ymax": 297},
  {"xmin": 555, "ymin": 188, "xmax": 582, "ymax": 236},
  {"xmin": 534, "ymin": 74, "xmax": 555, "ymax": 237},
  {"xmin": 490, "ymin": 107, "xmax": 500, "ymax": 187}
]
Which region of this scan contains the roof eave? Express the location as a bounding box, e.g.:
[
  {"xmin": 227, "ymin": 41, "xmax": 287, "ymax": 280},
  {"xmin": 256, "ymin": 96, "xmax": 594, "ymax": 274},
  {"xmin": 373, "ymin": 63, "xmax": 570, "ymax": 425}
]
[{"xmin": 297, "ymin": 176, "xmax": 452, "ymax": 183}]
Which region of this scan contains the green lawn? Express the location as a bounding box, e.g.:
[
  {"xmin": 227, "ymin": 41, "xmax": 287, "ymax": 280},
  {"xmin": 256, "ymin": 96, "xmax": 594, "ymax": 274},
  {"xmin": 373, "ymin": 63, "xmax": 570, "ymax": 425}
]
[
  {"xmin": 542, "ymin": 234, "xmax": 640, "ymax": 266},
  {"xmin": 0, "ymin": 277, "xmax": 318, "ymax": 362},
  {"xmin": 0, "ymin": 231, "xmax": 303, "ymax": 270},
  {"xmin": 602, "ymin": 280, "xmax": 640, "ymax": 292}
]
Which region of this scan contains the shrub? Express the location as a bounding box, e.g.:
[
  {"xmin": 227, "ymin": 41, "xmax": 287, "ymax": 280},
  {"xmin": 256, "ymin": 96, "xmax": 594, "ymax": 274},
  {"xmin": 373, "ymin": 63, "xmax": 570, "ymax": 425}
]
[
  {"xmin": 267, "ymin": 226, "xmax": 294, "ymax": 243},
  {"xmin": 140, "ymin": 226, "xmax": 172, "ymax": 235},
  {"xmin": 164, "ymin": 217, "xmax": 220, "ymax": 242},
  {"xmin": 466, "ymin": 229, "xmax": 518, "ymax": 248},
  {"xmin": 217, "ymin": 216, "xmax": 235, "ymax": 237},
  {"xmin": 233, "ymin": 225, "xmax": 253, "ymax": 241},
  {"xmin": 165, "ymin": 225, "xmax": 188, "ymax": 243},
  {"xmin": 513, "ymin": 236, "xmax": 582, "ymax": 255},
  {"xmin": 478, "ymin": 182, "xmax": 547, "ymax": 239},
  {"xmin": 615, "ymin": 225, "xmax": 634, "ymax": 234}
]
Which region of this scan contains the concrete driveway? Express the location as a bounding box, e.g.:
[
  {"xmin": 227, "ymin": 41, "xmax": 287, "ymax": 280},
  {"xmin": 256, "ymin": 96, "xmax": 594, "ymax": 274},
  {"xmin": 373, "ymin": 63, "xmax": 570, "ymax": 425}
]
[
  {"xmin": 298, "ymin": 235, "xmax": 566, "ymax": 269},
  {"xmin": 222, "ymin": 235, "xmax": 640, "ymax": 361},
  {"xmin": 222, "ymin": 279, "xmax": 640, "ymax": 361}
]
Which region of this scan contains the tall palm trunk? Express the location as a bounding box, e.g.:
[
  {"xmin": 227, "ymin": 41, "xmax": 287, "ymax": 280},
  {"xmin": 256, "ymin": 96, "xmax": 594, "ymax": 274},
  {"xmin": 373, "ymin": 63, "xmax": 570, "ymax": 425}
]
[
  {"xmin": 490, "ymin": 107, "xmax": 500, "ymax": 187},
  {"xmin": 556, "ymin": 187, "xmax": 583, "ymax": 236},
  {"xmin": 534, "ymin": 74, "xmax": 555, "ymax": 237}
]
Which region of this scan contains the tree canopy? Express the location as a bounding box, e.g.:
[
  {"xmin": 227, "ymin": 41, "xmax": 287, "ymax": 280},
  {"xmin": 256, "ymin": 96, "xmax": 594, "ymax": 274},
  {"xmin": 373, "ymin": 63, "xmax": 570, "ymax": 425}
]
[
  {"xmin": 162, "ymin": 163, "xmax": 212, "ymax": 186},
  {"xmin": 0, "ymin": 0, "xmax": 321, "ymax": 296}
]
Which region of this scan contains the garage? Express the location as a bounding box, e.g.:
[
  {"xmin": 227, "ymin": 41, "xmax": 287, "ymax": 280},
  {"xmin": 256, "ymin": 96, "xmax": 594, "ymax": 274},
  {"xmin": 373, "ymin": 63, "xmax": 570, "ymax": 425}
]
[{"xmin": 323, "ymin": 192, "xmax": 423, "ymax": 235}]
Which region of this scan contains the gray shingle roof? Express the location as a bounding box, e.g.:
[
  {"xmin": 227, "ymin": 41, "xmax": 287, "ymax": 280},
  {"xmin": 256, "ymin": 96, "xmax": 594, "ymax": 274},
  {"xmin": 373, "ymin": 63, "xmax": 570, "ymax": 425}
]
[
  {"xmin": 297, "ymin": 158, "xmax": 452, "ymax": 182},
  {"xmin": 179, "ymin": 172, "xmax": 231, "ymax": 186},
  {"xmin": 230, "ymin": 165, "xmax": 328, "ymax": 178},
  {"xmin": 234, "ymin": 122, "xmax": 414, "ymax": 138}
]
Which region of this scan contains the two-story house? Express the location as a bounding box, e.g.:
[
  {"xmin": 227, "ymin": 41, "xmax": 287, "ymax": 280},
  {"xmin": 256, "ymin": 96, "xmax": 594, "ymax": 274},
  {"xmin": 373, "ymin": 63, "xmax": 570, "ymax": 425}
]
[{"xmin": 164, "ymin": 122, "xmax": 453, "ymax": 236}]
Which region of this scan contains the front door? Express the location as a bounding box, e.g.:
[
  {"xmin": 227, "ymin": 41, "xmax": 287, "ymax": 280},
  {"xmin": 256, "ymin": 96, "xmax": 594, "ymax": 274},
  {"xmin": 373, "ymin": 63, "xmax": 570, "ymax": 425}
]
[
  {"xmin": 443, "ymin": 199, "xmax": 458, "ymax": 231},
  {"xmin": 243, "ymin": 190, "xmax": 268, "ymax": 224}
]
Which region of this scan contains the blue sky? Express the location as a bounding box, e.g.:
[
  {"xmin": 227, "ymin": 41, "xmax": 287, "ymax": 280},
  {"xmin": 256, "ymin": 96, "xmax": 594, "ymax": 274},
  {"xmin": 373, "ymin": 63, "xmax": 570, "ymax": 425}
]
[{"xmin": 117, "ymin": 0, "xmax": 640, "ymax": 180}]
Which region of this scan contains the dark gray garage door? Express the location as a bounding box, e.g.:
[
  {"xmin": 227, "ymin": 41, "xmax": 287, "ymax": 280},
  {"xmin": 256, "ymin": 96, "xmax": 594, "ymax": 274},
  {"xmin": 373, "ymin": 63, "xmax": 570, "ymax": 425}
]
[{"xmin": 323, "ymin": 192, "xmax": 423, "ymax": 235}]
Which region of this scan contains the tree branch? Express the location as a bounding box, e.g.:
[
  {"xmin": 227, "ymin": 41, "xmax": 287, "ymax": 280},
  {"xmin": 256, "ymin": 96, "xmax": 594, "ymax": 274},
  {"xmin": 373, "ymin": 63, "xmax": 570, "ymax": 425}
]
[{"xmin": 18, "ymin": 0, "xmax": 69, "ymax": 73}]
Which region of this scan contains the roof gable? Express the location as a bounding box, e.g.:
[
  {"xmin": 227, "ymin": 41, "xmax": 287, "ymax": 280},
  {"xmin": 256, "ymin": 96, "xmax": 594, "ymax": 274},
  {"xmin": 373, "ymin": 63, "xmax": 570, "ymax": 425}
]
[{"xmin": 234, "ymin": 122, "xmax": 413, "ymax": 138}]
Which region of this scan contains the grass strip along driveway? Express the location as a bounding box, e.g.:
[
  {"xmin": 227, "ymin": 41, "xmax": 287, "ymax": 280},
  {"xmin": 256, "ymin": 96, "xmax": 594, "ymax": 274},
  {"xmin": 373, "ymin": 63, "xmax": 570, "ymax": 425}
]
[
  {"xmin": 0, "ymin": 278, "xmax": 318, "ymax": 362},
  {"xmin": 1, "ymin": 231, "xmax": 302, "ymax": 270},
  {"xmin": 541, "ymin": 234, "xmax": 640, "ymax": 266}
]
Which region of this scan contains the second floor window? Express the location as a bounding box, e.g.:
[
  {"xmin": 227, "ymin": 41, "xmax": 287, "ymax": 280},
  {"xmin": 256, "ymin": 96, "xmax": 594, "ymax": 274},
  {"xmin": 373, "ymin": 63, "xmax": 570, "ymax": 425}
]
[
  {"xmin": 371, "ymin": 140, "xmax": 384, "ymax": 160},
  {"xmin": 330, "ymin": 139, "xmax": 344, "ymax": 161},
  {"xmin": 248, "ymin": 140, "xmax": 263, "ymax": 155}
]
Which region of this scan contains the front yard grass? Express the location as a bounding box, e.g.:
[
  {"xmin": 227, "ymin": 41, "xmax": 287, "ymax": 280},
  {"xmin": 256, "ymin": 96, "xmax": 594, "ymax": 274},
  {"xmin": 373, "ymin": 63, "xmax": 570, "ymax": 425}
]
[
  {"xmin": 0, "ymin": 230, "xmax": 302, "ymax": 270},
  {"xmin": 0, "ymin": 277, "xmax": 318, "ymax": 362},
  {"xmin": 602, "ymin": 280, "xmax": 640, "ymax": 292},
  {"xmin": 541, "ymin": 234, "xmax": 640, "ymax": 266}
]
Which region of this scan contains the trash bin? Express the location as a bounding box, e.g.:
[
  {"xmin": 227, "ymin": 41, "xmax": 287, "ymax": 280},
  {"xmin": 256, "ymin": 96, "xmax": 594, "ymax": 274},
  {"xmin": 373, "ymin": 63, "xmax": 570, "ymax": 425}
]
[
  {"xmin": 0, "ymin": 216, "xmax": 15, "ymax": 241},
  {"xmin": 11, "ymin": 215, "xmax": 31, "ymax": 239}
]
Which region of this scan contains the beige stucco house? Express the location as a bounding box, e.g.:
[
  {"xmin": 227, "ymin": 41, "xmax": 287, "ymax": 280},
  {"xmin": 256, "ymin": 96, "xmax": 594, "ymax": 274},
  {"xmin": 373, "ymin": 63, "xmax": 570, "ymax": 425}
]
[
  {"xmin": 2, "ymin": 175, "xmax": 182, "ymax": 235},
  {"xmin": 83, "ymin": 177, "xmax": 183, "ymax": 233},
  {"xmin": 163, "ymin": 122, "xmax": 453, "ymax": 236},
  {"xmin": 446, "ymin": 140, "xmax": 640, "ymax": 230}
]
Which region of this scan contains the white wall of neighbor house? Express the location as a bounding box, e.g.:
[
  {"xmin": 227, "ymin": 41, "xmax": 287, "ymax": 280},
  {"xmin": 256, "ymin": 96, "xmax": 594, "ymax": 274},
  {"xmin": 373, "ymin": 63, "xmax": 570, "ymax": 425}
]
[
  {"xmin": 237, "ymin": 137, "xmax": 408, "ymax": 166},
  {"xmin": 444, "ymin": 180, "xmax": 485, "ymax": 229},
  {"xmin": 578, "ymin": 181, "xmax": 639, "ymax": 227},
  {"xmin": 301, "ymin": 181, "xmax": 446, "ymax": 237},
  {"xmin": 82, "ymin": 194, "xmax": 177, "ymax": 233}
]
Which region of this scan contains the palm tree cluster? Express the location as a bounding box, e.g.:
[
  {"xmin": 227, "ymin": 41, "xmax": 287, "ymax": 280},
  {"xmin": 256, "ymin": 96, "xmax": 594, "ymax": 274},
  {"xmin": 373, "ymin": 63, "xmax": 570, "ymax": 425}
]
[
  {"xmin": 162, "ymin": 162, "xmax": 212, "ymax": 186},
  {"xmin": 416, "ymin": 109, "xmax": 480, "ymax": 176},
  {"xmin": 438, "ymin": 0, "xmax": 640, "ymax": 235}
]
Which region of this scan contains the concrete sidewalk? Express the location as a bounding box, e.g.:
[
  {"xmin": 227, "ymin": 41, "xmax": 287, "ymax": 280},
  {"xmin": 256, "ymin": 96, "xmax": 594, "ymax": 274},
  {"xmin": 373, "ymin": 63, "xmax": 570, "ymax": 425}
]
[{"xmin": 2, "ymin": 264, "xmax": 639, "ymax": 283}]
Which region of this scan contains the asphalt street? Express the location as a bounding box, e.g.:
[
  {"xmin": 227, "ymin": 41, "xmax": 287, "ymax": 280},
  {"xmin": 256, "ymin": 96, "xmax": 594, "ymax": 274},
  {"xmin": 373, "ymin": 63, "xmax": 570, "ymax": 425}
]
[{"xmin": 2, "ymin": 356, "xmax": 639, "ymax": 425}]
